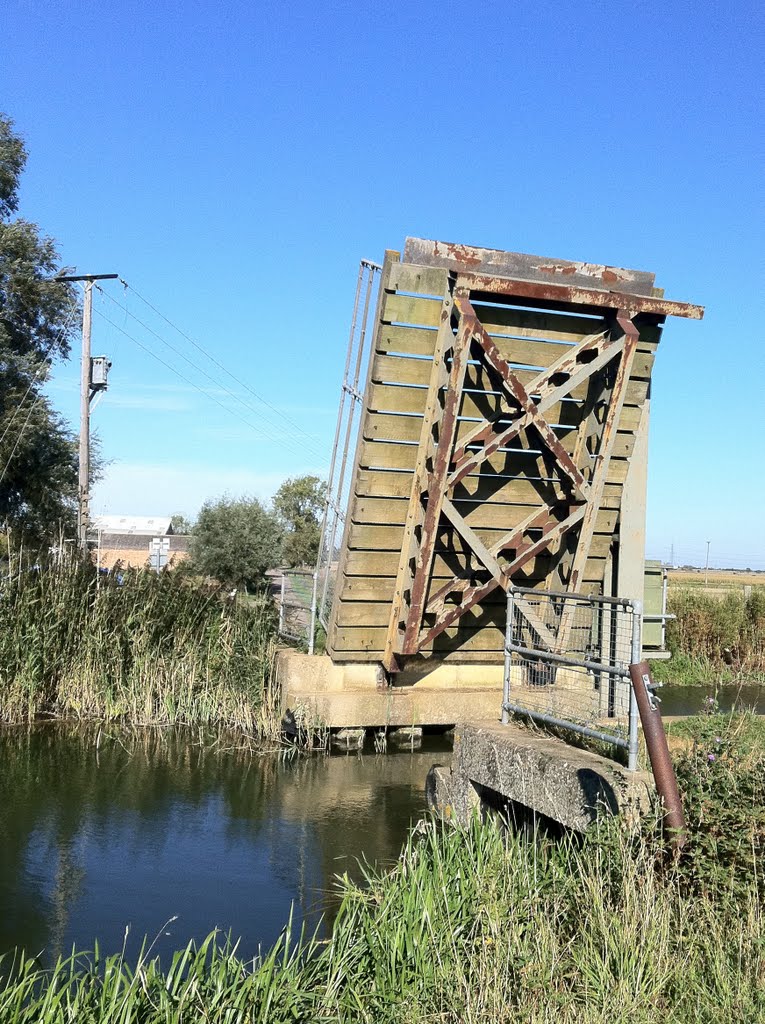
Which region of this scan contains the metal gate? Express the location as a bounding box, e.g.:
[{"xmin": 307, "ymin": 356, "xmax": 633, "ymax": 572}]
[{"xmin": 502, "ymin": 587, "xmax": 641, "ymax": 769}]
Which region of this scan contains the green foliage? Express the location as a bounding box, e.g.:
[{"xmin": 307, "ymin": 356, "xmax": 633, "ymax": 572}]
[
  {"xmin": 190, "ymin": 495, "xmax": 283, "ymax": 587},
  {"xmin": 0, "ymin": 809, "xmax": 762, "ymax": 1023},
  {"xmin": 170, "ymin": 512, "xmax": 193, "ymax": 534},
  {"xmin": 668, "ymin": 708, "xmax": 765, "ymax": 901},
  {"xmin": 0, "ymin": 113, "xmax": 81, "ymax": 544},
  {"xmin": 0, "ymin": 557, "xmax": 278, "ymax": 732},
  {"xmin": 659, "ymin": 587, "xmax": 765, "ymax": 683},
  {"xmin": 273, "ymin": 475, "xmax": 326, "ymax": 567}
]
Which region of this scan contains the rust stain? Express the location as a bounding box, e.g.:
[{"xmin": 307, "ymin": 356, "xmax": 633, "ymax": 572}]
[
  {"xmin": 535, "ymin": 261, "xmax": 634, "ymax": 286},
  {"xmin": 434, "ymin": 241, "xmax": 483, "ymax": 267}
]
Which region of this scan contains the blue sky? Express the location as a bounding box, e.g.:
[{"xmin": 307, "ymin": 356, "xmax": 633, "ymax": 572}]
[{"xmin": 2, "ymin": 0, "xmax": 763, "ymax": 568}]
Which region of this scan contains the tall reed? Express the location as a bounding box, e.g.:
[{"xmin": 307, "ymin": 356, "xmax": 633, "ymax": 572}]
[
  {"xmin": 0, "ymin": 559, "xmax": 280, "ymax": 735},
  {"xmin": 661, "ymin": 587, "xmax": 765, "ymax": 683}
]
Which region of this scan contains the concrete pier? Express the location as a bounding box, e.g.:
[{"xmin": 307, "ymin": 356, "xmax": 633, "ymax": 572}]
[
  {"xmin": 277, "ymin": 650, "xmax": 504, "ymax": 729},
  {"xmin": 428, "ymin": 721, "xmax": 653, "ymax": 832}
]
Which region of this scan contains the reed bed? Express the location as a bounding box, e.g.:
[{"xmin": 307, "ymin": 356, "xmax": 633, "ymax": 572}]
[
  {"xmin": 660, "ymin": 587, "xmax": 765, "ymax": 684},
  {"xmin": 0, "ymin": 560, "xmax": 280, "ymax": 736},
  {"xmin": 2, "ymin": 711, "xmax": 763, "ymax": 1023}
]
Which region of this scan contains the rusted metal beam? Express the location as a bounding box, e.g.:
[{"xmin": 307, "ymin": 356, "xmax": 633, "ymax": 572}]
[
  {"xmin": 420, "ymin": 504, "xmax": 586, "ymax": 647},
  {"xmin": 555, "ymin": 313, "xmax": 640, "ymax": 651},
  {"xmin": 449, "ymin": 329, "xmax": 619, "ymax": 485},
  {"xmin": 455, "ymin": 271, "xmax": 704, "ymax": 321},
  {"xmin": 402, "ymin": 238, "xmax": 658, "ymax": 296},
  {"xmin": 566, "ymin": 313, "xmax": 639, "ymax": 597},
  {"xmin": 457, "ymin": 296, "xmax": 590, "ymax": 500}
]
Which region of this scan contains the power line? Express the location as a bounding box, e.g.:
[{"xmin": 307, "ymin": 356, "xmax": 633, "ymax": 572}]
[
  {"xmin": 96, "ymin": 285, "xmax": 328, "ymax": 463},
  {"xmin": 0, "ymin": 392, "xmax": 44, "ymax": 484},
  {"xmin": 116, "ymin": 278, "xmax": 327, "ymax": 454},
  {"xmin": 0, "ymin": 303, "xmax": 79, "ymax": 448},
  {"xmin": 91, "ymin": 304, "xmax": 315, "ymax": 460}
]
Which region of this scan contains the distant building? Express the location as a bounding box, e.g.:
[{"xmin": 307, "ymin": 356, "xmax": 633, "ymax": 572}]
[{"xmin": 89, "ymin": 515, "xmax": 191, "ymax": 570}]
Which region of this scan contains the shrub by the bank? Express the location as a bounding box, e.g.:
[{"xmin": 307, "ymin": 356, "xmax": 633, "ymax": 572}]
[
  {"xmin": 667, "ymin": 708, "xmax": 765, "ymax": 900},
  {"xmin": 0, "ymin": 559, "xmax": 278, "ymax": 732}
]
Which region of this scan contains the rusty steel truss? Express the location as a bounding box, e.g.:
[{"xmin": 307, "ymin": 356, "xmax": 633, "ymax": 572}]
[{"xmin": 378, "ymin": 242, "xmax": 702, "ymax": 672}]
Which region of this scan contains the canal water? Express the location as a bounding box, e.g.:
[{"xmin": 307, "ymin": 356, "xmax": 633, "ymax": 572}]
[
  {"xmin": 659, "ymin": 682, "xmax": 764, "ymax": 717},
  {"xmin": 1, "ymin": 685, "xmax": 760, "ymax": 968},
  {"xmin": 0, "ymin": 725, "xmax": 448, "ymax": 967}
]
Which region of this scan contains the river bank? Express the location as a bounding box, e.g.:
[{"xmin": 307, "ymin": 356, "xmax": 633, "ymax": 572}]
[{"xmin": 1, "ymin": 710, "xmax": 763, "ymax": 1022}]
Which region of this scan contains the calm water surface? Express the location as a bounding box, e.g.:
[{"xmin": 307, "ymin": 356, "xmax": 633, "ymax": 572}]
[
  {"xmin": 660, "ymin": 682, "xmax": 765, "ymax": 716},
  {"xmin": 0, "ymin": 725, "xmax": 449, "ymax": 966}
]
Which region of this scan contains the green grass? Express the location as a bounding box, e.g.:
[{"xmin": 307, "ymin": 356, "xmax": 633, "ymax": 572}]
[
  {"xmin": 0, "ymin": 559, "xmax": 280, "ymax": 736},
  {"xmin": 0, "ymin": 817, "xmax": 761, "ymax": 1023},
  {"xmin": 1, "ymin": 712, "xmax": 762, "ymax": 1023}
]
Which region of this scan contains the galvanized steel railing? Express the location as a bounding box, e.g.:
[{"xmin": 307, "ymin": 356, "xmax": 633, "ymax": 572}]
[
  {"xmin": 278, "ymin": 569, "xmax": 317, "ymax": 653},
  {"xmin": 502, "ymin": 586, "xmax": 642, "ymax": 770},
  {"xmin": 312, "ymin": 259, "xmax": 381, "ymax": 636}
]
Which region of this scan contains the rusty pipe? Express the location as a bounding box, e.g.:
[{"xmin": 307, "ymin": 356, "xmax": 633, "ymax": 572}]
[{"xmin": 629, "ymin": 661, "xmax": 686, "ymax": 847}]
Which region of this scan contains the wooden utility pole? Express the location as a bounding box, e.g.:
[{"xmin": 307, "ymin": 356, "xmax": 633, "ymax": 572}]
[
  {"xmin": 79, "ymin": 280, "xmax": 93, "ymax": 549},
  {"xmin": 56, "ymin": 273, "xmax": 118, "ymax": 550}
]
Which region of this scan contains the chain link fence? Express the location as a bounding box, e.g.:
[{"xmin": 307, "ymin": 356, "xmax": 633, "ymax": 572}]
[
  {"xmin": 502, "ymin": 587, "xmax": 641, "ymax": 769},
  {"xmin": 277, "ymin": 569, "xmax": 317, "ymax": 651}
]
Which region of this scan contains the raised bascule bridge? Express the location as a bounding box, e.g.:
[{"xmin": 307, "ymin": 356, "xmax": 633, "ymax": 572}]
[{"xmin": 278, "ymin": 238, "xmax": 702, "ymax": 825}]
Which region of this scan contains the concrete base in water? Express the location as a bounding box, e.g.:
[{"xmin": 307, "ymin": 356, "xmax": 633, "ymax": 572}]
[
  {"xmin": 427, "ymin": 721, "xmax": 654, "ymax": 832},
  {"xmin": 276, "ymin": 650, "xmax": 504, "ymax": 728}
]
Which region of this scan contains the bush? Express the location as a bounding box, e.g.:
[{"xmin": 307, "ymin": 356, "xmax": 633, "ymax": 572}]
[{"xmin": 664, "ymin": 588, "xmax": 765, "ymax": 680}]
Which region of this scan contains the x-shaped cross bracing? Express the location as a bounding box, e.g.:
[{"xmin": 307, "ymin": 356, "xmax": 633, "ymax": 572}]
[{"xmin": 382, "ymin": 279, "xmax": 640, "ymax": 673}]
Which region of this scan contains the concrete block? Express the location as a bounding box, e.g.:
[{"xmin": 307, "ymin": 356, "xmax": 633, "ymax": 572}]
[
  {"xmin": 388, "ymin": 726, "xmax": 423, "ymax": 749},
  {"xmin": 276, "ymin": 651, "xmax": 383, "ymax": 699},
  {"xmin": 433, "ymin": 721, "xmax": 653, "ymax": 832},
  {"xmin": 331, "ymin": 728, "xmax": 366, "ymax": 751}
]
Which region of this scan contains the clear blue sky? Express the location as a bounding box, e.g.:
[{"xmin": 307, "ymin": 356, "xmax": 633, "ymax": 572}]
[{"xmin": 2, "ymin": 0, "xmax": 763, "ymax": 568}]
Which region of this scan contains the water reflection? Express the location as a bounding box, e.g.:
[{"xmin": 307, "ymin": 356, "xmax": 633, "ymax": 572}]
[
  {"xmin": 0, "ymin": 725, "xmax": 447, "ymax": 965},
  {"xmin": 660, "ymin": 682, "xmax": 764, "ymax": 717}
]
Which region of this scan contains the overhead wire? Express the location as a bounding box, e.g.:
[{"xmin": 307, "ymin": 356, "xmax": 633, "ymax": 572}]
[
  {"xmin": 115, "ymin": 278, "xmax": 328, "ymax": 457},
  {"xmin": 91, "ymin": 302, "xmax": 315, "ymax": 461},
  {"xmin": 0, "ymin": 391, "xmax": 45, "ymax": 484},
  {"xmin": 0, "ymin": 302, "xmax": 79, "ymax": 448},
  {"xmin": 96, "ymin": 284, "xmax": 328, "ymax": 463}
]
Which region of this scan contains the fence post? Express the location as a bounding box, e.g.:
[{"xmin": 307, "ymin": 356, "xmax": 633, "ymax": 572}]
[
  {"xmin": 628, "ymin": 599, "xmax": 642, "ymax": 770},
  {"xmin": 502, "ymin": 588, "xmax": 515, "ymax": 725},
  {"xmin": 308, "ymin": 571, "xmax": 318, "ymax": 655},
  {"xmin": 278, "ymin": 573, "xmax": 286, "ymax": 636}
]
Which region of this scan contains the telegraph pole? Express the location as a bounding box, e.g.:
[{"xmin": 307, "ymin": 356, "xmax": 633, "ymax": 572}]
[
  {"xmin": 56, "ymin": 273, "xmax": 118, "ymax": 550},
  {"xmin": 705, "ymin": 540, "xmax": 711, "ymax": 587}
]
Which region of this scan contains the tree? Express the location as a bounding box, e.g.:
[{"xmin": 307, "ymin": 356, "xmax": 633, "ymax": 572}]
[
  {"xmin": 170, "ymin": 513, "xmax": 193, "ymax": 535},
  {"xmin": 190, "ymin": 496, "xmax": 283, "ymax": 588},
  {"xmin": 0, "ymin": 114, "xmax": 80, "ymax": 546},
  {"xmin": 273, "ymin": 475, "xmax": 326, "ymax": 568}
]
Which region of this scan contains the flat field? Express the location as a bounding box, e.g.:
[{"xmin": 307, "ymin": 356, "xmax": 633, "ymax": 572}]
[{"xmin": 668, "ymin": 568, "xmax": 765, "ymax": 594}]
